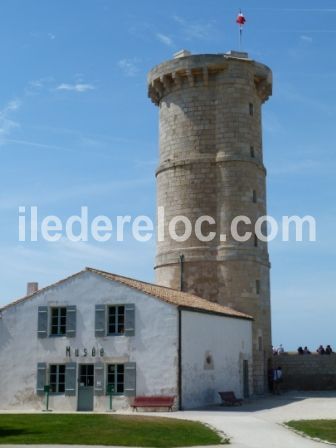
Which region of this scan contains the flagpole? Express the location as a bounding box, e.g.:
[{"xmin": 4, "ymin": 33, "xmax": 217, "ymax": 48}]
[{"xmin": 236, "ymin": 9, "xmax": 245, "ymax": 51}]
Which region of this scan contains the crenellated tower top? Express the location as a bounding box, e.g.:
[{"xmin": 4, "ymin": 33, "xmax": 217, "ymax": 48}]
[{"xmin": 148, "ymin": 50, "xmax": 272, "ymax": 106}]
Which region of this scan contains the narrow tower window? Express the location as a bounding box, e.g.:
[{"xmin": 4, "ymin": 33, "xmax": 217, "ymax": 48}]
[
  {"xmin": 258, "ymin": 336, "xmax": 263, "ymax": 352},
  {"xmin": 253, "ymin": 190, "xmax": 257, "ymax": 203},
  {"xmin": 249, "ymin": 103, "xmax": 254, "ymax": 116},
  {"xmin": 256, "ymin": 280, "xmax": 260, "ymax": 295},
  {"xmin": 250, "ymin": 146, "xmax": 255, "ymax": 158}
]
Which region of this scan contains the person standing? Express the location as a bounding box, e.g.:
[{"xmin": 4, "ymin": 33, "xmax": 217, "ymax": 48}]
[
  {"xmin": 277, "ymin": 344, "xmax": 284, "ymax": 354},
  {"xmin": 273, "ymin": 367, "xmax": 283, "ymax": 395}
]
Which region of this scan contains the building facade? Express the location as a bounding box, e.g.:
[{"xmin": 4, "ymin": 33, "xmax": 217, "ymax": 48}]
[
  {"xmin": 0, "ymin": 268, "xmax": 252, "ymax": 411},
  {"xmin": 148, "ymin": 51, "xmax": 273, "ymax": 394}
]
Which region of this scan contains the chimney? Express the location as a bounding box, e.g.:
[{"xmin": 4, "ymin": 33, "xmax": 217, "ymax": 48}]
[{"xmin": 27, "ymin": 282, "xmax": 39, "ymax": 296}]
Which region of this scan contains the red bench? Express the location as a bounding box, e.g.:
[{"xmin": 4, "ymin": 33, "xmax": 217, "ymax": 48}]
[
  {"xmin": 132, "ymin": 396, "xmax": 175, "ymax": 411},
  {"xmin": 219, "ymin": 391, "xmax": 243, "ymax": 406}
]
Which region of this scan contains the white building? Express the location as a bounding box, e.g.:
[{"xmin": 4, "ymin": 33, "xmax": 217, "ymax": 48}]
[{"xmin": 0, "ymin": 267, "xmax": 253, "ymax": 411}]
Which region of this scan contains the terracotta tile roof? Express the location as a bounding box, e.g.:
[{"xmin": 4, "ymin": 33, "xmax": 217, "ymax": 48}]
[
  {"xmin": 87, "ymin": 267, "xmax": 252, "ymax": 320},
  {"xmin": 0, "ymin": 267, "xmax": 252, "ymax": 321}
]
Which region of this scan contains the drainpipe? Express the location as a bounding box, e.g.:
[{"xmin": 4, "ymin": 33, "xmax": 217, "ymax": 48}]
[
  {"xmin": 178, "ymin": 307, "xmax": 182, "ymax": 410},
  {"xmin": 179, "ymin": 254, "xmax": 185, "ymax": 292},
  {"xmin": 178, "ymin": 255, "xmax": 184, "ymax": 409}
]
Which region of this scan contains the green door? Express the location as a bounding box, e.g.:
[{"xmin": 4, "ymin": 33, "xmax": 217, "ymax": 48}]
[{"xmin": 77, "ymin": 364, "xmax": 94, "ymax": 411}]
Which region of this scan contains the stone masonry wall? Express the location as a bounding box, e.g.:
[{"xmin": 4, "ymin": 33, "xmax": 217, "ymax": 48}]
[
  {"xmin": 274, "ymin": 354, "xmax": 336, "ymax": 391},
  {"xmin": 148, "ymin": 53, "xmax": 273, "ymax": 395}
]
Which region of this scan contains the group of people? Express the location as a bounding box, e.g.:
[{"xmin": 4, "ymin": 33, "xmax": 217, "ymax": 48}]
[
  {"xmin": 272, "ymin": 344, "xmax": 284, "ymax": 355},
  {"xmin": 316, "ymin": 345, "xmax": 333, "ymax": 355},
  {"xmin": 273, "ymin": 344, "xmax": 334, "ymax": 355},
  {"xmin": 297, "ymin": 346, "xmax": 311, "ymax": 355}
]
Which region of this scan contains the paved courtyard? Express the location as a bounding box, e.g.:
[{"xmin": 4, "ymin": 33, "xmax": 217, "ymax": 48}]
[
  {"xmin": 1, "ymin": 392, "xmax": 336, "ymax": 448},
  {"xmin": 168, "ymin": 391, "xmax": 336, "ymax": 447}
]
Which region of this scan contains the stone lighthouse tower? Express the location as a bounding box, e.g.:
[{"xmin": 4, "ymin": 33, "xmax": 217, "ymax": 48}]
[{"xmin": 148, "ymin": 51, "xmax": 272, "ymax": 394}]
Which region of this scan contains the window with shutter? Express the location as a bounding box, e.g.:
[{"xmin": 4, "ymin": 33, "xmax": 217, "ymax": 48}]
[
  {"xmin": 94, "ymin": 363, "xmax": 105, "ymax": 396},
  {"xmin": 65, "ymin": 362, "xmax": 77, "ymax": 396},
  {"xmin": 36, "ymin": 363, "xmax": 47, "ymax": 395},
  {"xmin": 37, "ymin": 307, "xmax": 48, "ymax": 338},
  {"xmin": 95, "ymin": 305, "xmax": 106, "ymax": 337},
  {"xmin": 51, "ymin": 307, "xmax": 67, "ymax": 336},
  {"xmin": 107, "ymin": 305, "xmax": 125, "ymax": 335},
  {"xmin": 107, "ymin": 364, "xmax": 124, "ymax": 395},
  {"xmin": 66, "ymin": 305, "xmax": 76, "ymax": 338},
  {"xmin": 125, "ymin": 304, "xmax": 135, "ymax": 336},
  {"xmin": 124, "ymin": 362, "xmax": 136, "ymax": 396},
  {"xmin": 49, "ymin": 364, "xmax": 66, "ymax": 393}
]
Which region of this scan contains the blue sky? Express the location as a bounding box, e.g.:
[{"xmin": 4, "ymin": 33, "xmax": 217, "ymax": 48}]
[{"xmin": 0, "ymin": 0, "xmax": 335, "ymax": 350}]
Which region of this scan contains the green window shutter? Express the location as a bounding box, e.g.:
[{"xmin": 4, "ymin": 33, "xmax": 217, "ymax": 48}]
[
  {"xmin": 94, "ymin": 363, "xmax": 105, "ymax": 396},
  {"xmin": 66, "ymin": 305, "xmax": 77, "ymax": 338},
  {"xmin": 37, "ymin": 306, "xmax": 48, "ymax": 338},
  {"xmin": 125, "ymin": 304, "xmax": 135, "ymax": 337},
  {"xmin": 65, "ymin": 362, "xmax": 77, "ymax": 396},
  {"xmin": 124, "ymin": 362, "xmax": 136, "ymax": 396},
  {"xmin": 95, "ymin": 305, "xmax": 106, "ymax": 337},
  {"xmin": 36, "ymin": 363, "xmax": 47, "ymax": 395}
]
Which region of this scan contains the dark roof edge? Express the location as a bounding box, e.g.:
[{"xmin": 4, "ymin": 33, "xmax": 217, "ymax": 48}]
[{"xmin": 178, "ymin": 306, "xmax": 253, "ymax": 321}]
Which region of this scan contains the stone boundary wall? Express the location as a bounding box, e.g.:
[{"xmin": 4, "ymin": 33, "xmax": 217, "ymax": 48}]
[{"xmin": 273, "ymin": 353, "xmax": 336, "ymax": 391}]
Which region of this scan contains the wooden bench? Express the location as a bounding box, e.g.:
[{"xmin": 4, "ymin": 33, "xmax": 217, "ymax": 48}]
[
  {"xmin": 219, "ymin": 391, "xmax": 243, "ymax": 406},
  {"xmin": 132, "ymin": 396, "xmax": 175, "ymax": 411}
]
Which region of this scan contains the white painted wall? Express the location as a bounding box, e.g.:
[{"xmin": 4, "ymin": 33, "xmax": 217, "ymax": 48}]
[
  {"xmin": 181, "ymin": 310, "xmax": 253, "ymax": 409},
  {"xmin": 0, "ymin": 271, "xmax": 179, "ymax": 411}
]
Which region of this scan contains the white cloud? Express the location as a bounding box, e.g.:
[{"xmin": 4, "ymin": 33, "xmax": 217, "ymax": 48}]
[
  {"xmin": 117, "ymin": 58, "xmax": 140, "ymax": 77},
  {"xmin": 300, "ymin": 35, "xmax": 313, "ymax": 43},
  {"xmin": 173, "ymin": 15, "xmax": 214, "ymax": 40},
  {"xmin": 156, "ymin": 33, "xmax": 174, "ymax": 47},
  {"xmin": 0, "ymin": 99, "xmax": 21, "ymax": 144},
  {"xmin": 24, "ymin": 77, "xmax": 55, "ymax": 96},
  {"xmin": 48, "ymin": 33, "xmax": 56, "ymax": 40},
  {"xmin": 56, "ymin": 83, "xmax": 95, "ymax": 93},
  {"xmin": 6, "ymin": 100, "xmax": 21, "ymax": 112}
]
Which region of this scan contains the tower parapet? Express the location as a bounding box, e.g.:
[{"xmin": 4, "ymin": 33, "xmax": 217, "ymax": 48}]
[{"xmin": 148, "ymin": 52, "xmax": 272, "ymax": 106}]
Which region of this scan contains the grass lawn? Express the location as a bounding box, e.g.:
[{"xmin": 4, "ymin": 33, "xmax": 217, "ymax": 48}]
[
  {"xmin": 0, "ymin": 414, "xmax": 225, "ymax": 447},
  {"xmin": 286, "ymin": 420, "xmax": 336, "ymax": 443}
]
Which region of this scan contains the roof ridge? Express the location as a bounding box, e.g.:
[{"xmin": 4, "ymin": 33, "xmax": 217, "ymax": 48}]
[
  {"xmin": 1, "ymin": 267, "xmax": 252, "ymax": 321},
  {"xmin": 86, "ymin": 266, "xmax": 204, "ymax": 298},
  {"xmin": 86, "ymin": 267, "xmax": 252, "ymax": 320}
]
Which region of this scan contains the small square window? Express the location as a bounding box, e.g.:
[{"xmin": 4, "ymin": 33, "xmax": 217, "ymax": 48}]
[
  {"xmin": 51, "ymin": 307, "xmax": 67, "ymax": 336},
  {"xmin": 107, "ymin": 364, "xmax": 124, "ymax": 394},
  {"xmin": 108, "ymin": 306, "xmax": 125, "ymax": 335},
  {"xmin": 49, "ymin": 364, "xmax": 65, "ymax": 394}
]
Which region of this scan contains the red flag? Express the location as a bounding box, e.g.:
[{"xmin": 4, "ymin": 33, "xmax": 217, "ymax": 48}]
[{"xmin": 236, "ymin": 11, "xmax": 246, "ymax": 26}]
